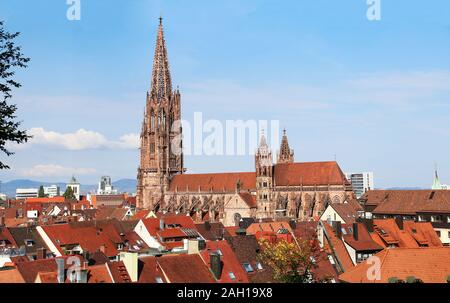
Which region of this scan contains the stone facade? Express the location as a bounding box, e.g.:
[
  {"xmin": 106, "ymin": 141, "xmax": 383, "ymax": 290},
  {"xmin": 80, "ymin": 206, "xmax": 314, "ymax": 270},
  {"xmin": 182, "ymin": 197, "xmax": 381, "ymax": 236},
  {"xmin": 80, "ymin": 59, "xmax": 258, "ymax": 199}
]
[{"xmin": 137, "ymin": 19, "xmax": 355, "ymax": 226}]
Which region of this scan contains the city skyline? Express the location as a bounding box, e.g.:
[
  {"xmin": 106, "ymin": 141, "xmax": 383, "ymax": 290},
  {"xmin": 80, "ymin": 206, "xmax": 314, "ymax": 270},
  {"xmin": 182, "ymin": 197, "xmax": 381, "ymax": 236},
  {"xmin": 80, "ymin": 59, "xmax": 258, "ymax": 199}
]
[{"xmin": 1, "ymin": 0, "xmax": 450, "ymax": 188}]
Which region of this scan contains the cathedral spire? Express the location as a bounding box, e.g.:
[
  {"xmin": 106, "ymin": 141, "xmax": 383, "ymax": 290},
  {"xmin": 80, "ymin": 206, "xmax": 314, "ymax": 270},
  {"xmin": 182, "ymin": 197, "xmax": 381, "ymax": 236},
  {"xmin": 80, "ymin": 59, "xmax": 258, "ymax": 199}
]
[
  {"xmin": 432, "ymin": 164, "xmax": 442, "ymax": 190},
  {"xmin": 277, "ymin": 129, "xmax": 294, "ymax": 164},
  {"xmin": 151, "ymin": 17, "xmax": 172, "ymax": 100}
]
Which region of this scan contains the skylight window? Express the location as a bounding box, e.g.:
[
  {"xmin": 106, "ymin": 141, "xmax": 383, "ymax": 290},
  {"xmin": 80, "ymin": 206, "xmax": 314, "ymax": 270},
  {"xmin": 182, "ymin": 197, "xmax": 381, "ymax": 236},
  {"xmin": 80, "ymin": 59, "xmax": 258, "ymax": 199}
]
[
  {"xmin": 228, "ymin": 272, "xmax": 236, "ymax": 280},
  {"xmin": 155, "ymin": 277, "xmax": 164, "ymax": 283},
  {"xmin": 216, "ymin": 249, "xmax": 223, "ymax": 256},
  {"xmin": 243, "ymin": 263, "xmax": 254, "ymax": 273}
]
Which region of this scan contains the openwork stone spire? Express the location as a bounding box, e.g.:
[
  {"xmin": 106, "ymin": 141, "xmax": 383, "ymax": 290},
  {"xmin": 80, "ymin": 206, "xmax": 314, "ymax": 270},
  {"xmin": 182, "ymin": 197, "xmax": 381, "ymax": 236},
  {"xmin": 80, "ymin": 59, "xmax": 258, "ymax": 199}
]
[
  {"xmin": 277, "ymin": 129, "xmax": 294, "ymax": 164},
  {"xmin": 151, "ymin": 17, "xmax": 172, "ymax": 100}
]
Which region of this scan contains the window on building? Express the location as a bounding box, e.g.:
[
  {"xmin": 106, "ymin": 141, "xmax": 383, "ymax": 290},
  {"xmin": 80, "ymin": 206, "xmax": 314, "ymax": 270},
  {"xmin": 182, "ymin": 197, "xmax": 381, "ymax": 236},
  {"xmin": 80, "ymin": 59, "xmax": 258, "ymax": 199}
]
[
  {"xmin": 447, "ymin": 216, "xmax": 450, "ymax": 223},
  {"xmin": 436, "ymin": 230, "xmax": 442, "ymax": 237},
  {"xmin": 243, "ymin": 263, "xmax": 254, "ymax": 273},
  {"xmin": 150, "ymin": 143, "xmax": 155, "ymax": 154}
]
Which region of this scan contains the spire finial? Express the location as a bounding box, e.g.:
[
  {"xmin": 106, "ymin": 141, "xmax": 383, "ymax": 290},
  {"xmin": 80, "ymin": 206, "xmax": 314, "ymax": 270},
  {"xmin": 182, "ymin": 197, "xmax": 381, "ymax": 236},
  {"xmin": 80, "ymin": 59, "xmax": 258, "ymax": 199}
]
[{"xmin": 159, "ymin": 16, "xmax": 163, "ymax": 26}]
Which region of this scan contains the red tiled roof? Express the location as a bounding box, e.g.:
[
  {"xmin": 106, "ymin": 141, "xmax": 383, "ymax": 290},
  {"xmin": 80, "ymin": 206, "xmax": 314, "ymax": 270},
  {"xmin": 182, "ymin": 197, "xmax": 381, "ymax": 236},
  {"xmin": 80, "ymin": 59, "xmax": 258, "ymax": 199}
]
[
  {"xmin": 369, "ymin": 190, "xmax": 450, "ymax": 215},
  {"xmin": 330, "ymin": 203, "xmax": 360, "ymax": 224},
  {"xmin": 161, "ymin": 214, "xmax": 197, "ymax": 229},
  {"xmin": 26, "ymin": 197, "xmax": 66, "ymax": 204},
  {"xmin": 274, "ymin": 162, "xmax": 350, "ymax": 186},
  {"xmin": 41, "ymin": 224, "xmax": 118, "ymax": 257},
  {"xmin": 169, "ymin": 172, "xmax": 256, "ymax": 192},
  {"xmin": 0, "ymin": 267, "xmax": 25, "ymax": 283},
  {"xmin": 246, "ymin": 222, "xmax": 293, "ymax": 235},
  {"xmin": 342, "ymin": 223, "xmax": 383, "ymax": 252},
  {"xmin": 157, "ymin": 254, "xmax": 216, "ymax": 283},
  {"xmin": 322, "ymin": 223, "xmax": 354, "ymax": 271},
  {"xmin": 371, "ymin": 219, "xmax": 442, "ymax": 248},
  {"xmin": 158, "ymin": 228, "xmax": 186, "ymax": 239},
  {"xmin": 200, "ymin": 240, "xmax": 249, "ymax": 283},
  {"xmin": 238, "ymin": 192, "xmax": 257, "ymax": 208},
  {"xmin": 137, "ymin": 256, "xmax": 167, "ymax": 283},
  {"xmin": 339, "ymin": 247, "xmax": 450, "ymax": 283}
]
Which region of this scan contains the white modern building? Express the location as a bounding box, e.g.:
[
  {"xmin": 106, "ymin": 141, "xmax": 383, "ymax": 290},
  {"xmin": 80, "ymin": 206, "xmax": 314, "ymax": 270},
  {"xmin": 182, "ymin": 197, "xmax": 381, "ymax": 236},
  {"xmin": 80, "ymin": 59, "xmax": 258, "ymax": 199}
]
[
  {"xmin": 345, "ymin": 172, "xmax": 374, "ymax": 198},
  {"xmin": 0, "ymin": 193, "xmax": 6, "ymax": 201},
  {"xmin": 44, "ymin": 185, "xmax": 60, "ymax": 197},
  {"xmin": 97, "ymin": 176, "xmax": 118, "ymax": 195},
  {"xmin": 16, "ymin": 188, "xmax": 39, "ymax": 199}
]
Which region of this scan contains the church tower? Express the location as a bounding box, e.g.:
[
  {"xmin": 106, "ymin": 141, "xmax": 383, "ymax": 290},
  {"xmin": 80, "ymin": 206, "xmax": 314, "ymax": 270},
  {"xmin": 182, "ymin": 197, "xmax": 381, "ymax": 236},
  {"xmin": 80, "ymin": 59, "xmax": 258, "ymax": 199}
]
[
  {"xmin": 255, "ymin": 132, "xmax": 274, "ymax": 220},
  {"xmin": 137, "ymin": 18, "xmax": 184, "ymax": 210},
  {"xmin": 277, "ymin": 129, "xmax": 294, "ymax": 164}
]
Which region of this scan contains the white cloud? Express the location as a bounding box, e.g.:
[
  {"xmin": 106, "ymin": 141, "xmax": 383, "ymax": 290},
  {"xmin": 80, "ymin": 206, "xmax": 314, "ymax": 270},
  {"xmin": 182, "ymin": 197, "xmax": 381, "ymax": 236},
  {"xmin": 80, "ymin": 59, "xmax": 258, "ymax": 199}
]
[
  {"xmin": 8, "ymin": 128, "xmax": 140, "ymax": 151},
  {"xmin": 22, "ymin": 164, "xmax": 97, "ymax": 178}
]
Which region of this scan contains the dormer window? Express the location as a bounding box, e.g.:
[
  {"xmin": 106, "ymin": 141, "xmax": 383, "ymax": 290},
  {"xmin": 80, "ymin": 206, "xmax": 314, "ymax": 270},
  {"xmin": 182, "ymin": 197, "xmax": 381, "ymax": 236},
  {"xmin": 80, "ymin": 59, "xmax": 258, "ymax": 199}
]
[{"xmin": 25, "ymin": 239, "xmax": 34, "ymax": 247}]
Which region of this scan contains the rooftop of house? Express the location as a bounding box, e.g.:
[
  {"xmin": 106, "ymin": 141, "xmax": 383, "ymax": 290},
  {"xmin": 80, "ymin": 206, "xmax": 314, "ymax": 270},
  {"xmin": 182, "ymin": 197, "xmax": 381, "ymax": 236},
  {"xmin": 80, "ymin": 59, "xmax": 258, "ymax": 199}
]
[
  {"xmin": 195, "ymin": 222, "xmax": 230, "ymax": 241},
  {"xmin": 246, "ymin": 221, "xmax": 293, "ymax": 236},
  {"xmin": 370, "ymin": 218, "xmax": 442, "ymax": 248},
  {"xmin": 339, "ymin": 247, "xmax": 450, "ymax": 283},
  {"xmin": 200, "ymin": 240, "xmax": 250, "ymax": 283},
  {"xmin": 157, "ymin": 254, "xmax": 216, "ymax": 283},
  {"xmin": 364, "ymin": 190, "xmax": 450, "ymax": 215}
]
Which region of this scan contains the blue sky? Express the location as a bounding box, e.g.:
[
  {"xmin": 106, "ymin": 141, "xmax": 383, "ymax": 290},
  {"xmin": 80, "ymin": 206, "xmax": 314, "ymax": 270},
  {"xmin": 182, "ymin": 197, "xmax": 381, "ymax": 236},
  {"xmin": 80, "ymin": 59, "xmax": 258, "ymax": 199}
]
[{"xmin": 1, "ymin": 0, "xmax": 450, "ymax": 188}]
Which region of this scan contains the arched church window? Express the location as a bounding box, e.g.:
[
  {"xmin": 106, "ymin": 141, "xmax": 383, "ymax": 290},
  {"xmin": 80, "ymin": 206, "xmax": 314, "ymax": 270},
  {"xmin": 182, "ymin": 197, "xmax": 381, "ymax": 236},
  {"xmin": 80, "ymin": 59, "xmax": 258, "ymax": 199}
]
[
  {"xmin": 332, "ymin": 195, "xmax": 341, "ymax": 204},
  {"xmin": 150, "ymin": 110, "xmax": 155, "ymax": 130}
]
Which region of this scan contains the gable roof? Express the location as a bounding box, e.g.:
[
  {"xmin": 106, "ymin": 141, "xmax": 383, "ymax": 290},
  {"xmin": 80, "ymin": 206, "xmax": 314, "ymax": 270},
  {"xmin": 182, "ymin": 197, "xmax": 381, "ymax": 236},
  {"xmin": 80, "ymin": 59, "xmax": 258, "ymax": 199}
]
[
  {"xmin": 8, "ymin": 226, "xmax": 49, "ymax": 254},
  {"xmin": 339, "ymin": 247, "xmax": 450, "ymax": 283},
  {"xmin": 274, "ymin": 162, "xmax": 350, "ymax": 186},
  {"xmin": 157, "ymin": 254, "xmax": 216, "ymax": 283},
  {"xmin": 40, "ymin": 224, "xmax": 118, "ymax": 257},
  {"xmin": 169, "ymin": 172, "xmax": 256, "ymax": 193},
  {"xmin": 238, "ymin": 193, "xmax": 257, "ymax": 208},
  {"xmin": 368, "ymin": 190, "xmax": 450, "ymax": 215},
  {"xmin": 137, "ymin": 256, "xmax": 167, "ymax": 283},
  {"xmin": 330, "ymin": 203, "xmax": 360, "ymax": 223},
  {"xmin": 0, "ymin": 267, "xmax": 25, "ymax": 283}
]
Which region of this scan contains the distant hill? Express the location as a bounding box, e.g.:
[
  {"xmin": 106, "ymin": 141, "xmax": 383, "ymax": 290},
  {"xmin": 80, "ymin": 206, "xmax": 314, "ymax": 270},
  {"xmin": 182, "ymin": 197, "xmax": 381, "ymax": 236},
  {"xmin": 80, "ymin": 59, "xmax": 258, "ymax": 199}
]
[{"xmin": 0, "ymin": 179, "xmax": 137, "ymax": 198}]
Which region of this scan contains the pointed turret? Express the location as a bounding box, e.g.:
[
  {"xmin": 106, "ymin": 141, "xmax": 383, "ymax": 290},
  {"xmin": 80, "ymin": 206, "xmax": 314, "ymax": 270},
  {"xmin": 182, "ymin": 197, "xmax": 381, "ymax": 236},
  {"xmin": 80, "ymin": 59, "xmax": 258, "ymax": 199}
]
[
  {"xmin": 277, "ymin": 129, "xmax": 294, "ymax": 164},
  {"xmin": 150, "ymin": 17, "xmax": 172, "ymax": 100},
  {"xmin": 432, "ymin": 166, "xmax": 442, "ymax": 190}
]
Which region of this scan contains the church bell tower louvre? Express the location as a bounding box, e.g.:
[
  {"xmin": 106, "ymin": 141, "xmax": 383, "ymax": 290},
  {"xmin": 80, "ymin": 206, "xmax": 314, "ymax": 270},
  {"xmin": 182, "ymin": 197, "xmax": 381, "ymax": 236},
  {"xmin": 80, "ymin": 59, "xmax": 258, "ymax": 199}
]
[{"xmin": 136, "ymin": 18, "xmax": 184, "ymax": 210}]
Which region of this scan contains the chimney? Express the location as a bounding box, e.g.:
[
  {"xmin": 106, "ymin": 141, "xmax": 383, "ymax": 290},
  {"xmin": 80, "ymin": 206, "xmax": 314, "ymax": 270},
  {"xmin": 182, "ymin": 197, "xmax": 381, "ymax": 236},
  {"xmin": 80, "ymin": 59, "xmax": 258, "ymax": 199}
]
[
  {"xmin": 185, "ymin": 239, "xmax": 200, "ymax": 255},
  {"xmin": 289, "ymin": 219, "xmax": 297, "ymax": 230},
  {"xmin": 99, "ymin": 245, "xmax": 106, "ymax": 254},
  {"xmin": 159, "ymin": 218, "xmax": 165, "ymax": 230},
  {"xmin": 119, "ymin": 252, "xmax": 138, "ymax": 282},
  {"xmin": 332, "ymin": 221, "xmax": 342, "ymax": 238},
  {"xmin": 210, "ymin": 253, "xmax": 223, "ymax": 280},
  {"xmin": 357, "ymin": 217, "xmax": 374, "ymax": 233},
  {"xmin": 204, "ymin": 221, "xmax": 211, "ymax": 231},
  {"xmin": 353, "ymin": 223, "xmax": 359, "ymax": 241},
  {"xmin": 55, "ymin": 258, "xmax": 65, "ymax": 283},
  {"xmin": 37, "ymin": 247, "xmax": 47, "ymax": 260},
  {"xmin": 395, "ymin": 216, "xmax": 403, "ymax": 230}
]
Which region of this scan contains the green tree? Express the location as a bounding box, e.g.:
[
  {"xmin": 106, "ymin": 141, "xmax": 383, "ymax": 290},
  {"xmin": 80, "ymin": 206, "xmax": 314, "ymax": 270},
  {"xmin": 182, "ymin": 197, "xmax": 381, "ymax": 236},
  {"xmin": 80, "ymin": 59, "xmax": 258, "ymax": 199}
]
[
  {"xmin": 63, "ymin": 187, "xmax": 75, "ymax": 200},
  {"xmin": 257, "ymin": 237, "xmax": 326, "ymax": 283},
  {"xmin": 38, "ymin": 185, "xmax": 45, "ymax": 198},
  {"xmin": 0, "ymin": 20, "xmax": 31, "ymax": 169}
]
